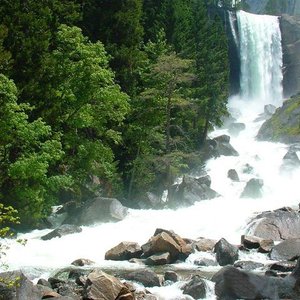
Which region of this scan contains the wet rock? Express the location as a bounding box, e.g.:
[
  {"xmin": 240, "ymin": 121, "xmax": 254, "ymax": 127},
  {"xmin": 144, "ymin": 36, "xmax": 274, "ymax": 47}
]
[
  {"xmin": 212, "ymin": 266, "xmax": 296, "ymax": 299},
  {"xmin": 228, "ymin": 122, "xmax": 246, "ymax": 136},
  {"xmin": 105, "ymin": 241, "xmax": 142, "ymax": 261},
  {"xmin": 203, "ymin": 135, "xmax": 239, "ymax": 159},
  {"xmin": 193, "ymin": 238, "xmax": 217, "ymax": 252},
  {"xmin": 246, "ymin": 208, "xmax": 300, "ymax": 241},
  {"xmin": 270, "ymin": 238, "xmax": 300, "ymax": 261},
  {"xmin": 145, "ymin": 252, "xmax": 171, "ymax": 266},
  {"xmin": 63, "ymin": 197, "xmax": 128, "ymax": 226},
  {"xmin": 83, "ymin": 270, "xmax": 133, "ymax": 300},
  {"xmin": 0, "ymin": 271, "xmax": 42, "ymax": 300},
  {"xmin": 41, "ymin": 224, "xmax": 82, "ymax": 240},
  {"xmin": 194, "ymin": 258, "xmax": 218, "ymax": 267},
  {"xmin": 234, "ymin": 260, "xmax": 264, "ymax": 271},
  {"xmin": 182, "ymin": 275, "xmax": 206, "ymax": 299},
  {"xmin": 281, "ymin": 149, "xmax": 300, "ymax": 172},
  {"xmin": 123, "ymin": 269, "xmax": 161, "ymax": 287},
  {"xmin": 138, "ymin": 192, "xmax": 164, "ymax": 210},
  {"xmin": 71, "ymin": 258, "xmax": 95, "ymax": 266},
  {"xmin": 164, "ymin": 271, "xmax": 178, "ymax": 282},
  {"xmin": 167, "ymin": 175, "xmax": 219, "ymax": 208},
  {"xmin": 240, "ymin": 178, "xmax": 264, "ymax": 198},
  {"xmin": 258, "ymin": 239, "xmax": 274, "ymax": 253},
  {"xmin": 214, "ymin": 238, "xmax": 239, "ymax": 266},
  {"xmin": 141, "ymin": 232, "xmax": 182, "ymax": 262},
  {"xmin": 37, "ymin": 278, "xmax": 52, "ymax": 288},
  {"xmin": 241, "ymin": 235, "xmax": 261, "ymax": 249},
  {"xmin": 269, "ymin": 261, "xmax": 297, "ymax": 273},
  {"xmin": 227, "ymin": 169, "xmax": 239, "ymax": 181}
]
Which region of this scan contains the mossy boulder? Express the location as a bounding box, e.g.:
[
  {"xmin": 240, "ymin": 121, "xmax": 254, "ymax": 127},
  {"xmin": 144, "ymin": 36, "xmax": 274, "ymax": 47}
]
[{"xmin": 256, "ymin": 94, "xmax": 300, "ymax": 143}]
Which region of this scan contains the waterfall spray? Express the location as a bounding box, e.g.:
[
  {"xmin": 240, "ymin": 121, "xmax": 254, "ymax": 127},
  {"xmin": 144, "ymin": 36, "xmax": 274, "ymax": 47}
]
[{"xmin": 237, "ymin": 11, "xmax": 283, "ymax": 106}]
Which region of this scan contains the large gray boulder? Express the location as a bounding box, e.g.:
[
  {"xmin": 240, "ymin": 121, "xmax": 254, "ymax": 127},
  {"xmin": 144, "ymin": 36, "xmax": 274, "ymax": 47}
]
[
  {"xmin": 214, "ymin": 238, "xmax": 239, "ymax": 266},
  {"xmin": 246, "ymin": 208, "xmax": 300, "ymax": 241},
  {"xmin": 167, "ymin": 175, "xmax": 219, "ymax": 208},
  {"xmin": 181, "ymin": 275, "xmax": 207, "ymax": 299},
  {"xmin": 123, "ymin": 269, "xmax": 161, "ymax": 288},
  {"xmin": 63, "ymin": 197, "xmax": 128, "ymax": 226},
  {"xmin": 0, "ymin": 271, "xmax": 42, "ymax": 300},
  {"xmin": 257, "ymin": 94, "xmax": 300, "ymax": 143},
  {"xmin": 270, "ymin": 238, "xmax": 300, "ymax": 261},
  {"xmin": 212, "ymin": 261, "xmax": 300, "ymax": 300},
  {"xmin": 240, "ymin": 178, "xmax": 264, "ymax": 198},
  {"xmin": 203, "ymin": 135, "xmax": 239, "ymax": 159}
]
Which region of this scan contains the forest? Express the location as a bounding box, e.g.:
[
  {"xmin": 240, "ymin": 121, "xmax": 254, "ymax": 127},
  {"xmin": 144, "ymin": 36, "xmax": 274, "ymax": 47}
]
[{"xmin": 0, "ymin": 0, "xmax": 237, "ymax": 228}]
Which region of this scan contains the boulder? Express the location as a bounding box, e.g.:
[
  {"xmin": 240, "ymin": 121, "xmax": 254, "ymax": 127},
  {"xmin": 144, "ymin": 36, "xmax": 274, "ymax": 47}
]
[
  {"xmin": 212, "ymin": 265, "xmax": 293, "ymax": 299},
  {"xmin": 182, "ymin": 275, "xmax": 206, "ymax": 299},
  {"xmin": 256, "ymin": 94, "xmax": 300, "ymax": 144},
  {"xmin": 241, "ymin": 235, "xmax": 274, "ymax": 252},
  {"xmin": 227, "ymin": 169, "xmax": 239, "ymax": 181},
  {"xmin": 193, "ymin": 238, "xmax": 217, "ymax": 252},
  {"xmin": 83, "ymin": 270, "xmax": 133, "ymax": 300},
  {"xmin": 194, "ymin": 258, "xmax": 218, "ymax": 267},
  {"xmin": 105, "ymin": 242, "xmax": 142, "ymax": 261},
  {"xmin": 41, "ymin": 224, "xmax": 82, "ymax": 240},
  {"xmin": 203, "ymin": 135, "xmax": 239, "ymax": 159},
  {"xmin": 145, "ymin": 252, "xmax": 171, "ymax": 266},
  {"xmin": 240, "ymin": 178, "xmax": 264, "ymax": 198},
  {"xmin": 0, "ymin": 271, "xmax": 42, "ymax": 300},
  {"xmin": 214, "ymin": 238, "xmax": 239, "ymax": 266},
  {"xmin": 233, "ymin": 260, "xmax": 264, "ymax": 271},
  {"xmin": 71, "ymin": 258, "xmax": 95, "ymax": 266},
  {"xmin": 246, "ymin": 208, "xmax": 300, "ymax": 241},
  {"xmin": 281, "ymin": 148, "xmax": 300, "ymax": 172},
  {"xmin": 138, "ymin": 192, "xmax": 163, "ymax": 210},
  {"xmin": 141, "ymin": 232, "xmax": 182, "ymax": 262},
  {"xmin": 164, "ymin": 271, "xmax": 178, "ymax": 283},
  {"xmin": 269, "ymin": 261, "xmax": 297, "ymax": 273},
  {"xmin": 167, "ymin": 175, "xmax": 219, "ymax": 208},
  {"xmin": 228, "ymin": 122, "xmax": 246, "ymax": 136},
  {"xmin": 270, "ymin": 238, "xmax": 300, "ymax": 261},
  {"xmin": 63, "ymin": 197, "xmax": 128, "ymax": 226},
  {"xmin": 123, "ymin": 269, "xmax": 161, "ymax": 287}
]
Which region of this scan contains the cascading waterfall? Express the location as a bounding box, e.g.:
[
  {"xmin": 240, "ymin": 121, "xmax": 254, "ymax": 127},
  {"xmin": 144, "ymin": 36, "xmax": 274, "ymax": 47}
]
[
  {"xmin": 237, "ymin": 10, "xmax": 283, "ymax": 106},
  {"xmin": 2, "ymin": 10, "xmax": 299, "ymax": 300}
]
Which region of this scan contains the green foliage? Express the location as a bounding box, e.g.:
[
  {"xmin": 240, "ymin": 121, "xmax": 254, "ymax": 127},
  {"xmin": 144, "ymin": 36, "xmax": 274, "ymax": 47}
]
[
  {"xmin": 39, "ymin": 25, "xmax": 130, "ymax": 198},
  {"xmin": 192, "ymin": 0, "xmax": 229, "ymax": 143},
  {"xmin": 0, "ymin": 74, "xmax": 70, "ymax": 225},
  {"xmin": 0, "ymin": 204, "xmax": 19, "ymax": 238}
]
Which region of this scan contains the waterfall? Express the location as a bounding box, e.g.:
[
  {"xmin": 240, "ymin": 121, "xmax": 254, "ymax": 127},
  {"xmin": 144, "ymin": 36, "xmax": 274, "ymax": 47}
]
[
  {"xmin": 237, "ymin": 10, "xmax": 283, "ymax": 106},
  {"xmin": 2, "ymin": 9, "xmax": 298, "ymax": 300}
]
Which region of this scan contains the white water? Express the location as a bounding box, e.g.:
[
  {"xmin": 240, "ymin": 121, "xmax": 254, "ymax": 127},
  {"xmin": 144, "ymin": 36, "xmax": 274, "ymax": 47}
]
[
  {"xmin": 237, "ymin": 10, "xmax": 283, "ymax": 105},
  {"xmin": 2, "ymin": 10, "xmax": 299, "ymax": 300}
]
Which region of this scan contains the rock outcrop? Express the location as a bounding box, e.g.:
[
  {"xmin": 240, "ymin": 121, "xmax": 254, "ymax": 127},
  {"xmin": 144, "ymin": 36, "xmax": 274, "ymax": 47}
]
[
  {"xmin": 63, "ymin": 197, "xmax": 128, "ymax": 226},
  {"xmin": 246, "ymin": 208, "xmax": 300, "ymax": 241},
  {"xmin": 256, "ymin": 94, "xmax": 300, "ymax": 143}
]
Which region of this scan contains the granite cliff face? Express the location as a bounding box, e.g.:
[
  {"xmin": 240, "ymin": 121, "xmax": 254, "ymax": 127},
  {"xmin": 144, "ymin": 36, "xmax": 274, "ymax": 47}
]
[
  {"xmin": 244, "ymin": 0, "xmax": 300, "ymax": 16},
  {"xmin": 281, "ymin": 14, "xmax": 300, "ymax": 97}
]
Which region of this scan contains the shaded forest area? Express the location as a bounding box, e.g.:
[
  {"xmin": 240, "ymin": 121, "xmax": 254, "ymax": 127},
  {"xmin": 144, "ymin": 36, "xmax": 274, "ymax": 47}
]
[{"xmin": 0, "ymin": 0, "xmax": 232, "ymax": 227}]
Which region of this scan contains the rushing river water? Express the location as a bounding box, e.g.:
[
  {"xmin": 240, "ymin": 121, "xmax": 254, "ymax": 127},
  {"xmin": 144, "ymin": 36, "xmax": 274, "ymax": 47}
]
[{"xmin": 2, "ymin": 10, "xmax": 300, "ymax": 300}]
